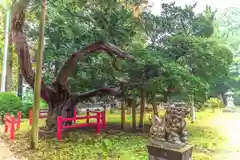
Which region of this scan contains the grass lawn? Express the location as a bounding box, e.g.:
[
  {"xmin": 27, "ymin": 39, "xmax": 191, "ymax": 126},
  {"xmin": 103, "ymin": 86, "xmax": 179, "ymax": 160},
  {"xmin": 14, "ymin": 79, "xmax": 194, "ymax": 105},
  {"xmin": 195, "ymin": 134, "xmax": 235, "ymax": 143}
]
[{"xmin": 1, "ymin": 109, "xmax": 228, "ymax": 160}]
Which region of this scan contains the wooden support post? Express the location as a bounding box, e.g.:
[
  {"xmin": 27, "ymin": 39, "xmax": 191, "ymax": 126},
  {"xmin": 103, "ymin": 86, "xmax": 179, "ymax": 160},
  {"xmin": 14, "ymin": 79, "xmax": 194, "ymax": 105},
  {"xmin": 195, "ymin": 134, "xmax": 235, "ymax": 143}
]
[
  {"xmin": 57, "ymin": 116, "xmax": 62, "ymax": 140},
  {"xmin": 10, "ymin": 116, "xmax": 15, "ymax": 140},
  {"xmin": 29, "ymin": 110, "xmax": 32, "ymax": 125},
  {"xmin": 96, "ymin": 112, "xmax": 101, "ymax": 134},
  {"xmin": 30, "ymin": 0, "xmax": 46, "ymax": 149}
]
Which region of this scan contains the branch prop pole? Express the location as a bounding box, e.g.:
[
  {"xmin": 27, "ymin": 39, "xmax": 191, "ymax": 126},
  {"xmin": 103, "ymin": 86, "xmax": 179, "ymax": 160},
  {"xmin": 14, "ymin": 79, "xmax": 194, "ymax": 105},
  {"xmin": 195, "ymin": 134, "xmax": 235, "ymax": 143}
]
[
  {"xmin": 30, "ymin": 0, "xmax": 46, "ymax": 149},
  {"xmin": 71, "ymin": 87, "xmax": 122, "ymax": 105}
]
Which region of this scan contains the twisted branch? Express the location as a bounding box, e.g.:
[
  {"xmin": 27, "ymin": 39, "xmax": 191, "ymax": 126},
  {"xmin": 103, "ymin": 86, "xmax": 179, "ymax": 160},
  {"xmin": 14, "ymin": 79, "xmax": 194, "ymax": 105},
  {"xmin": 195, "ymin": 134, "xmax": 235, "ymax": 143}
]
[
  {"xmin": 11, "ymin": 0, "xmax": 55, "ymax": 102},
  {"xmin": 55, "ymin": 41, "xmax": 133, "ymax": 90},
  {"xmin": 70, "ymin": 87, "xmax": 122, "ymax": 105}
]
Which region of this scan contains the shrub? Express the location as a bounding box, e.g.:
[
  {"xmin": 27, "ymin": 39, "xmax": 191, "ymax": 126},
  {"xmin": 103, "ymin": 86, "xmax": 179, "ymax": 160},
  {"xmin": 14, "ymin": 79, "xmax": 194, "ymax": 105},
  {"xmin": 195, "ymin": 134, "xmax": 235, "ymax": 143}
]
[
  {"xmin": 204, "ymin": 98, "xmax": 224, "ymax": 111},
  {"xmin": 234, "ymin": 92, "xmax": 240, "ymax": 106},
  {"xmin": 21, "ymin": 102, "xmax": 32, "ymax": 118},
  {"xmin": 21, "ymin": 94, "xmax": 48, "ymax": 118},
  {"xmin": 0, "ymin": 92, "xmax": 23, "ymax": 116}
]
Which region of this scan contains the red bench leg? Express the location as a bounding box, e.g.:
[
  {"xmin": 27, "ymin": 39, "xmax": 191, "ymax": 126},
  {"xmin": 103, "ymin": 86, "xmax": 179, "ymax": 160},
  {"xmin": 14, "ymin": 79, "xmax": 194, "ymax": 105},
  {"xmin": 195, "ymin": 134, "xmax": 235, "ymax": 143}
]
[
  {"xmin": 73, "ymin": 107, "xmax": 77, "ymax": 123},
  {"xmin": 29, "ymin": 110, "xmax": 32, "ymax": 125},
  {"xmin": 96, "ymin": 112, "xmax": 100, "ymax": 134},
  {"xmin": 10, "ymin": 116, "xmax": 15, "ymax": 140},
  {"xmin": 57, "ymin": 116, "xmax": 62, "ymax": 140}
]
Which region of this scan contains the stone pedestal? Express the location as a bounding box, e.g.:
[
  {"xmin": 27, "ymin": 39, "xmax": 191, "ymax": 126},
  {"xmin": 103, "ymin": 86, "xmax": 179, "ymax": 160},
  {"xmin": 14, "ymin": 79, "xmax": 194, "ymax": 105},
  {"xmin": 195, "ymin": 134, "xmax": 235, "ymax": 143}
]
[
  {"xmin": 223, "ymin": 107, "xmax": 236, "ymax": 112},
  {"xmin": 147, "ymin": 142, "xmax": 193, "ymax": 160}
]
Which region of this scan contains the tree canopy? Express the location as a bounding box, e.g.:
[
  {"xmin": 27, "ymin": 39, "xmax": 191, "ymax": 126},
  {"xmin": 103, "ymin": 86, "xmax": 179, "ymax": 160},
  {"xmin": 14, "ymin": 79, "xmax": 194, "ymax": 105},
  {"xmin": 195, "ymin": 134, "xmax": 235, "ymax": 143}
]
[{"xmin": 0, "ymin": 0, "xmax": 235, "ymax": 128}]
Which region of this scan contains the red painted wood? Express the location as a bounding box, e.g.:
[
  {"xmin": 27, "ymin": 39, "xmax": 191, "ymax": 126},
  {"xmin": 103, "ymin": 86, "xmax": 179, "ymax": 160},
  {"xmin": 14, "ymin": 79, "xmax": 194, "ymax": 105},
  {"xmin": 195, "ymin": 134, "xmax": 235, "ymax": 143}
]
[
  {"xmin": 57, "ymin": 116, "xmax": 62, "ymax": 140},
  {"xmin": 56, "ymin": 110, "xmax": 106, "ymax": 140},
  {"xmin": 10, "ymin": 116, "xmax": 15, "ymax": 140},
  {"xmin": 62, "ymin": 115, "xmax": 97, "ymax": 121},
  {"xmin": 62, "ymin": 123, "xmax": 97, "ymax": 129},
  {"xmin": 29, "ymin": 110, "xmax": 32, "ymax": 125},
  {"xmin": 96, "ymin": 112, "xmax": 101, "ymax": 134},
  {"xmin": 73, "ymin": 107, "xmax": 77, "ymax": 123},
  {"xmin": 30, "ymin": 107, "xmax": 77, "ymax": 126},
  {"xmin": 4, "ymin": 113, "xmax": 19, "ymax": 140}
]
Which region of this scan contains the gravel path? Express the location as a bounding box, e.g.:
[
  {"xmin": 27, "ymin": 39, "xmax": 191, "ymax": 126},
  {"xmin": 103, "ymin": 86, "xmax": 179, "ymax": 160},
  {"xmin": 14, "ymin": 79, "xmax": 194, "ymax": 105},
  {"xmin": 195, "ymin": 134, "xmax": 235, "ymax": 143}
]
[
  {"xmin": 0, "ymin": 125, "xmax": 18, "ymax": 160},
  {"xmin": 0, "ymin": 139, "xmax": 17, "ymax": 160},
  {"xmin": 211, "ymin": 112, "xmax": 240, "ymax": 160}
]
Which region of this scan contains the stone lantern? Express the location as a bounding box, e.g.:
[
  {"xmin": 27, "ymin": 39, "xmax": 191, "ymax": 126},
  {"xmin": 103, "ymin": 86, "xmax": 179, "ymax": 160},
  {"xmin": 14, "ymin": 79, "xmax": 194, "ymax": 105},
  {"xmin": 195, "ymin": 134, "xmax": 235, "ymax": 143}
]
[{"xmin": 223, "ymin": 90, "xmax": 236, "ymax": 112}]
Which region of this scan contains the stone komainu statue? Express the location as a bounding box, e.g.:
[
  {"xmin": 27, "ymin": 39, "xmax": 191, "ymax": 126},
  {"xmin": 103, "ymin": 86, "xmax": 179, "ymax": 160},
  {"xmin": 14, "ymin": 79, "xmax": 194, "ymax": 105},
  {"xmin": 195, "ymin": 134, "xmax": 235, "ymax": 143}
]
[{"xmin": 150, "ymin": 107, "xmax": 190, "ymax": 146}]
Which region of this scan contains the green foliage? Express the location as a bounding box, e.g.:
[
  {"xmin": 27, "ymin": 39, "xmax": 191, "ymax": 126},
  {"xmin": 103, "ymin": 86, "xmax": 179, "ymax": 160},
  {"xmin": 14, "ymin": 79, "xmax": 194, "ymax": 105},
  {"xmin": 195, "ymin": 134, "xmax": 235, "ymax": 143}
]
[
  {"xmin": 7, "ymin": 110, "xmax": 228, "ymax": 160},
  {"xmin": 204, "ymin": 98, "xmax": 225, "ymax": 109},
  {"xmin": 21, "ymin": 102, "xmax": 32, "ymax": 118},
  {"xmin": 21, "ymin": 94, "xmax": 48, "ymax": 118},
  {"xmin": 212, "ymin": 7, "xmax": 240, "ymax": 97},
  {"xmin": 22, "ymin": 1, "xmax": 234, "ymax": 107},
  {"xmin": 26, "ymin": 0, "xmax": 140, "ymax": 91},
  {"xmin": 136, "ymin": 3, "xmax": 231, "ymax": 103},
  {"xmin": 0, "ymin": 92, "xmax": 23, "ymax": 116},
  {"xmin": 0, "ymin": 9, "xmax": 21, "ymax": 92},
  {"xmin": 234, "ymin": 92, "xmax": 240, "ymax": 105},
  {"xmin": 22, "ymin": 94, "xmax": 48, "ymax": 108}
]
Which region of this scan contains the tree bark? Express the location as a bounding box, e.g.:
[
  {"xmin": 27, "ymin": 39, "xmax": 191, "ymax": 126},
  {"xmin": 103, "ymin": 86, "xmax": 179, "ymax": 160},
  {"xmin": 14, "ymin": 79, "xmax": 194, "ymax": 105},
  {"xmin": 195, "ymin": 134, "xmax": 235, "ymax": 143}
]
[
  {"xmin": 139, "ymin": 87, "xmax": 145, "ymax": 128},
  {"xmin": 127, "ymin": 107, "xmax": 131, "ymax": 115},
  {"xmin": 132, "ymin": 97, "xmax": 136, "ymax": 129},
  {"xmin": 17, "ymin": 67, "xmax": 23, "ymax": 99},
  {"xmin": 30, "ymin": 0, "xmax": 46, "ymax": 149},
  {"xmin": 121, "ymin": 100, "xmax": 125, "ymax": 129},
  {"xmin": 151, "ymin": 92, "xmax": 158, "ymax": 116},
  {"xmin": 190, "ymin": 96, "xmax": 196, "ymax": 123},
  {"xmin": 220, "ymin": 92, "xmax": 226, "ymax": 105},
  {"xmin": 126, "ymin": 98, "xmax": 132, "ymax": 115}
]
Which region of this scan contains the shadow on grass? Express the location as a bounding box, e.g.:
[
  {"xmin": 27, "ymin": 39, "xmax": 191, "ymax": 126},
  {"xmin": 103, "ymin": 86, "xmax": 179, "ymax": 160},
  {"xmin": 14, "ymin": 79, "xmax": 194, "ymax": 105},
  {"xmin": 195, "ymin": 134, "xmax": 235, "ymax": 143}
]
[
  {"xmin": 0, "ymin": 110, "xmax": 227, "ymax": 160},
  {"xmin": 1, "ymin": 121, "xmax": 150, "ymax": 160},
  {"xmin": 187, "ymin": 120, "xmax": 227, "ymax": 160}
]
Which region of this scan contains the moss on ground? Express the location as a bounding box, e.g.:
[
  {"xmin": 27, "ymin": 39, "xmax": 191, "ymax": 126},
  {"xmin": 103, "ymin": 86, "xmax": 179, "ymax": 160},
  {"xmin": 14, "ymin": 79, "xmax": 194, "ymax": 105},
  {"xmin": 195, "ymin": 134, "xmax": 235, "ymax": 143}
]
[{"xmin": 2, "ymin": 109, "xmax": 227, "ymax": 160}]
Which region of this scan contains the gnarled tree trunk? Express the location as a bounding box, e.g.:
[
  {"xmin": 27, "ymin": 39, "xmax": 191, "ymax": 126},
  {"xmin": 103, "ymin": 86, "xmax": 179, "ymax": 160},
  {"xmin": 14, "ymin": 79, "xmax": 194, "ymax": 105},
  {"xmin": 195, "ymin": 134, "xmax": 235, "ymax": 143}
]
[{"xmin": 11, "ymin": 0, "xmax": 133, "ymax": 130}]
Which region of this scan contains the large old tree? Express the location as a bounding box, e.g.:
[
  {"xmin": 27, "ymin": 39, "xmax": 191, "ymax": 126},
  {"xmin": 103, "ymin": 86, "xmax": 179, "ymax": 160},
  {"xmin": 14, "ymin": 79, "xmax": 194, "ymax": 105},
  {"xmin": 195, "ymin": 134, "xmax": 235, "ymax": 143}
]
[{"xmin": 11, "ymin": 0, "xmax": 133, "ymax": 129}]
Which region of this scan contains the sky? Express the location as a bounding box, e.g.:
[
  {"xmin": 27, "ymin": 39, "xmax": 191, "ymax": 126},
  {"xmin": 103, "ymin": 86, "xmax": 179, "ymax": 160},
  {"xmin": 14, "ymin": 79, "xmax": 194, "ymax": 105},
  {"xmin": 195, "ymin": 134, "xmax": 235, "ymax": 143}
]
[{"xmin": 149, "ymin": 0, "xmax": 240, "ymax": 15}]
